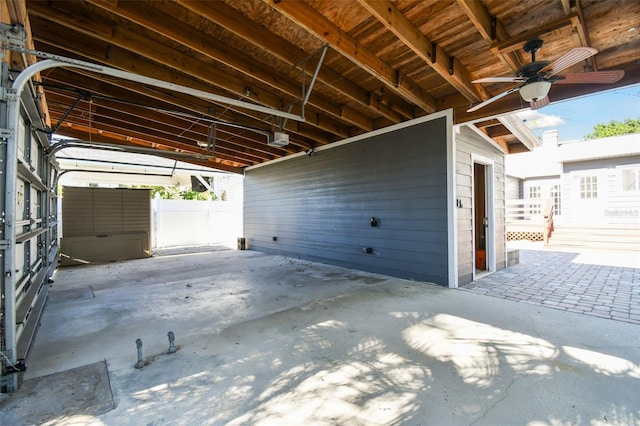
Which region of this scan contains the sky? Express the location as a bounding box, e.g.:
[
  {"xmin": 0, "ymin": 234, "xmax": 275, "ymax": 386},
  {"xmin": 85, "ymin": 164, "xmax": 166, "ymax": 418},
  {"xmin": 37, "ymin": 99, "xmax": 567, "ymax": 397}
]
[{"xmin": 516, "ymin": 83, "xmax": 640, "ymax": 143}]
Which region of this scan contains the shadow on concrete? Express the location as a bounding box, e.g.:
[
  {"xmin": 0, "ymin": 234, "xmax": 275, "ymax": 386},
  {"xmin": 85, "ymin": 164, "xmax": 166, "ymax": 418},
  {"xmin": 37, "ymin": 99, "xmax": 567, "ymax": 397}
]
[{"xmin": 8, "ymin": 251, "xmax": 640, "ymax": 425}]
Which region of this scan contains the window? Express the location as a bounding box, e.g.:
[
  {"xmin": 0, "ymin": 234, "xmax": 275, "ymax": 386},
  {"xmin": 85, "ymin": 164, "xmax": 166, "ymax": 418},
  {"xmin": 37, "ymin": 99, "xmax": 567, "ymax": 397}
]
[
  {"xmin": 529, "ymin": 186, "xmax": 541, "ymax": 199},
  {"xmin": 580, "ymin": 176, "xmax": 598, "ymax": 199},
  {"xmin": 551, "ymin": 185, "xmax": 561, "ymax": 216},
  {"xmin": 621, "ymin": 167, "xmax": 640, "ymax": 192},
  {"xmin": 528, "ymin": 185, "xmax": 541, "ymax": 214}
]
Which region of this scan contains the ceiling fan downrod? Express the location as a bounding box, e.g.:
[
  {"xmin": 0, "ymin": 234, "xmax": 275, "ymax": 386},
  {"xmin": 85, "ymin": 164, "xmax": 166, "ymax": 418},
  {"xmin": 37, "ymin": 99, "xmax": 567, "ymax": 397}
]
[{"xmin": 523, "ymin": 38, "xmax": 544, "ymax": 63}]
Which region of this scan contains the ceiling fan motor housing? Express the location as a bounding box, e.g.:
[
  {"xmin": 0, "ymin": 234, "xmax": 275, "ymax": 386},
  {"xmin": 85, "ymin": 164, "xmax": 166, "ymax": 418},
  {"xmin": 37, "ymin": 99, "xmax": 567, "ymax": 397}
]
[{"xmin": 517, "ymin": 62, "xmax": 550, "ymax": 80}]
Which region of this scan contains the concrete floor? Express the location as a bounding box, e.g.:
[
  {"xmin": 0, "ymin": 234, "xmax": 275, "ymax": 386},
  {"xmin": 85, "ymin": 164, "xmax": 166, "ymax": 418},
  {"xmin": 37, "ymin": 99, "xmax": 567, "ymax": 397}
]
[{"xmin": 2, "ymin": 246, "xmax": 640, "ymax": 425}]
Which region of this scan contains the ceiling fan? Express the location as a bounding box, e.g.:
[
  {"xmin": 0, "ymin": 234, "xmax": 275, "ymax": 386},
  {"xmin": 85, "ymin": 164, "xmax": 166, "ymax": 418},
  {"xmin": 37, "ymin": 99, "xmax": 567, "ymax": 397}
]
[{"xmin": 467, "ymin": 38, "xmax": 625, "ymax": 112}]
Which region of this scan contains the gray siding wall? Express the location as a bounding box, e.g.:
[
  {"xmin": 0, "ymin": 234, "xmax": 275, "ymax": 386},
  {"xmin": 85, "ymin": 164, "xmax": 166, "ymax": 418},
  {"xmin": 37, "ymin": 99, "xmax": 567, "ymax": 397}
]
[
  {"xmin": 244, "ymin": 118, "xmax": 449, "ymax": 285},
  {"xmin": 455, "ymin": 126, "xmax": 506, "ymax": 286}
]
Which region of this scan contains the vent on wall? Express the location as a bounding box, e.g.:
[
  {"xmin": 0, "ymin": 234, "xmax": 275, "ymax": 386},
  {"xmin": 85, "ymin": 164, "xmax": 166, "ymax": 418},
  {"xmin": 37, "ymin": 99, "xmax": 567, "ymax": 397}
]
[{"xmin": 268, "ymin": 131, "xmax": 289, "ymax": 147}]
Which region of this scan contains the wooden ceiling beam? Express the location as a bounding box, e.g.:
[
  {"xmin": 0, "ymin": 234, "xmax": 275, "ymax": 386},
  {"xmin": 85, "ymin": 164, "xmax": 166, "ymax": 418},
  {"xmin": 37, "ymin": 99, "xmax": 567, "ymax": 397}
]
[
  {"xmin": 174, "ymin": 0, "xmax": 409, "ymax": 124},
  {"xmin": 55, "ymin": 128, "xmax": 244, "ymax": 174},
  {"xmin": 53, "ymin": 124, "xmax": 245, "ymax": 174},
  {"xmin": 49, "ymin": 107, "xmax": 264, "ymax": 166},
  {"xmin": 86, "ymin": 0, "xmax": 376, "ymax": 132},
  {"xmin": 53, "ymin": 115, "xmax": 267, "ymax": 167},
  {"xmin": 263, "ymin": 0, "xmax": 437, "ymax": 113},
  {"xmin": 27, "ymin": 2, "xmax": 353, "ymax": 140},
  {"xmin": 358, "ymin": 0, "xmax": 488, "ymax": 103},
  {"xmin": 484, "ymin": 125, "xmax": 512, "ymax": 138},
  {"xmin": 492, "ymin": 136, "xmax": 510, "ymax": 153},
  {"xmin": 45, "ymin": 92, "xmax": 279, "ymax": 164},
  {"xmin": 41, "ymin": 69, "xmax": 308, "ymax": 154},
  {"xmin": 47, "ymin": 107, "xmax": 263, "ymax": 166},
  {"xmin": 571, "ymin": 1, "xmax": 596, "ymax": 71},
  {"xmin": 31, "ymin": 29, "xmax": 332, "ymax": 149},
  {"xmin": 43, "ymin": 73, "xmax": 295, "ymax": 157},
  {"xmin": 491, "ymin": 14, "xmax": 577, "ymax": 54},
  {"xmin": 456, "ymin": 0, "xmax": 521, "ymax": 73}
]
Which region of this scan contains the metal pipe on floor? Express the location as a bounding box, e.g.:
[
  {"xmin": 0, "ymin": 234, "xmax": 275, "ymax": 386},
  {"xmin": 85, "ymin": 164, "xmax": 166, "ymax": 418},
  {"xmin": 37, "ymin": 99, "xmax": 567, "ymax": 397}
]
[
  {"xmin": 167, "ymin": 331, "xmax": 177, "ymax": 354},
  {"xmin": 134, "ymin": 338, "xmax": 144, "ymax": 369}
]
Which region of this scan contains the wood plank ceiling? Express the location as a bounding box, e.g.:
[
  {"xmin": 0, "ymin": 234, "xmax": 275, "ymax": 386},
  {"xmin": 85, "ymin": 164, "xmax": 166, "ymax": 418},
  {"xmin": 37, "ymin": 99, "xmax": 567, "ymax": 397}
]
[{"xmin": 3, "ymin": 0, "xmax": 639, "ymax": 174}]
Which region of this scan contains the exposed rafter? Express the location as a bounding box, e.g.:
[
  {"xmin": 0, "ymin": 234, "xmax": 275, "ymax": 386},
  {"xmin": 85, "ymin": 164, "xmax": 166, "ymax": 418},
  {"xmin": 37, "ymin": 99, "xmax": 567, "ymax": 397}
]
[
  {"xmin": 456, "ymin": 0, "xmax": 521, "ymax": 73},
  {"xmin": 85, "ymin": 0, "xmax": 374, "ymax": 132},
  {"xmin": 490, "ymin": 14, "xmax": 578, "ymax": 55},
  {"xmin": 358, "ymin": 0, "xmax": 489, "ymax": 103},
  {"xmin": 27, "ymin": 2, "xmax": 352, "ymax": 140},
  {"xmin": 571, "ymin": 1, "xmax": 596, "ymax": 71},
  {"xmin": 2, "ymin": 0, "xmax": 635, "ymax": 171},
  {"xmin": 175, "ymin": 0, "xmax": 409, "ymax": 124},
  {"xmin": 263, "ymin": 0, "xmax": 437, "ymax": 113}
]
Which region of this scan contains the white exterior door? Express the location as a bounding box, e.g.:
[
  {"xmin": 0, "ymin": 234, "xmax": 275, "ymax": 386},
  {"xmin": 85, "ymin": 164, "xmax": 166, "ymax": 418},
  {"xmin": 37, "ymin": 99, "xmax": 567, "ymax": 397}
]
[{"xmin": 572, "ymin": 172, "xmax": 606, "ymax": 225}]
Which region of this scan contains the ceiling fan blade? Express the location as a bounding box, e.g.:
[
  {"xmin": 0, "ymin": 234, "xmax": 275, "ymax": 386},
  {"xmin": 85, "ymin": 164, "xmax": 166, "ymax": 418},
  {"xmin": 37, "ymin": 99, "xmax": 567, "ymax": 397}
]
[
  {"xmin": 472, "ymin": 77, "xmax": 525, "ymax": 83},
  {"xmin": 540, "ymin": 47, "xmax": 598, "ymax": 76},
  {"xmin": 530, "ymin": 96, "xmax": 549, "ymax": 110},
  {"xmin": 467, "ymin": 86, "xmax": 520, "ymax": 113},
  {"xmin": 555, "ymin": 70, "xmax": 625, "ymax": 84}
]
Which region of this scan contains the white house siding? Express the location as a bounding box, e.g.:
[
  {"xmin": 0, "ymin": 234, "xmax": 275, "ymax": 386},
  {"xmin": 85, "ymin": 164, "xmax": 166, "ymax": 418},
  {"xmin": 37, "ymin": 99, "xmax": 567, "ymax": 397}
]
[
  {"xmin": 562, "ymin": 155, "xmax": 640, "ymax": 226},
  {"xmin": 456, "ymin": 126, "xmax": 507, "ymax": 285},
  {"xmin": 506, "ymin": 175, "xmax": 522, "ymax": 200},
  {"xmin": 218, "ymin": 174, "xmax": 244, "ymax": 203}
]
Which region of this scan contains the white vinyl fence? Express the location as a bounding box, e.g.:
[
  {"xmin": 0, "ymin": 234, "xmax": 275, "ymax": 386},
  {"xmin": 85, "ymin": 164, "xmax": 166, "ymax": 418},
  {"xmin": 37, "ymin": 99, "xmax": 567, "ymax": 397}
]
[{"xmin": 151, "ymin": 197, "xmax": 242, "ymax": 249}]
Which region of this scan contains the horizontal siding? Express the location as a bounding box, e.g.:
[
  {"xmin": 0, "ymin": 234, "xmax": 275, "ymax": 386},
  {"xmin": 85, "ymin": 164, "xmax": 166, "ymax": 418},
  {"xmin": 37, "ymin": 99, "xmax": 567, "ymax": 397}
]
[
  {"xmin": 61, "ymin": 187, "xmax": 151, "ymax": 264},
  {"xmin": 123, "ymin": 189, "xmax": 151, "ymax": 233},
  {"xmin": 456, "ymin": 126, "xmax": 507, "ymax": 286},
  {"xmin": 561, "ymin": 155, "xmax": 640, "ymax": 225},
  {"xmin": 94, "ymin": 190, "xmax": 123, "ymax": 235},
  {"xmin": 244, "ymin": 118, "xmax": 449, "ymax": 284},
  {"xmin": 62, "ymin": 187, "xmax": 150, "ymax": 236},
  {"xmin": 506, "ymin": 175, "xmax": 521, "ymax": 200},
  {"xmin": 62, "ymin": 187, "xmax": 94, "ymax": 237}
]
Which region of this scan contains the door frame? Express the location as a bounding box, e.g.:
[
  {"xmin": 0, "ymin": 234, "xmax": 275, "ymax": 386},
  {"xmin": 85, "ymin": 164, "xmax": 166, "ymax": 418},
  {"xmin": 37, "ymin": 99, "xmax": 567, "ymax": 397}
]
[{"xmin": 471, "ymin": 154, "xmax": 496, "ymax": 280}]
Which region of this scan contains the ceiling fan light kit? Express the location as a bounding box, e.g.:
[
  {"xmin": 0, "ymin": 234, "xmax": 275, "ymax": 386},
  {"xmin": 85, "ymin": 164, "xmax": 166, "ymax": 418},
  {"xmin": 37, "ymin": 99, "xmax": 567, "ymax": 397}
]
[
  {"xmin": 518, "ymin": 80, "xmax": 552, "ymax": 102},
  {"xmin": 468, "ymin": 38, "xmax": 624, "ymax": 112}
]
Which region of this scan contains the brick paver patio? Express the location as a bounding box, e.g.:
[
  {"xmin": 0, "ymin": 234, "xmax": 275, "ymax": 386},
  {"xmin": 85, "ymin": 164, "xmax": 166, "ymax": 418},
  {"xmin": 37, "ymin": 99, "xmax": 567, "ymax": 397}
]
[{"xmin": 460, "ymin": 249, "xmax": 640, "ymax": 324}]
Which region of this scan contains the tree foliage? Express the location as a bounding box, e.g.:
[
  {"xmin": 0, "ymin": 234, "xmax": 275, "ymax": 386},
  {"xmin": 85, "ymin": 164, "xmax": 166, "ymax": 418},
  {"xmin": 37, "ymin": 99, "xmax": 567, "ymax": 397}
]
[
  {"xmin": 78, "ymin": 184, "xmax": 217, "ymax": 200},
  {"xmin": 585, "ymin": 117, "xmax": 640, "ymax": 140},
  {"xmin": 150, "ymin": 186, "xmax": 177, "ymax": 199},
  {"xmin": 179, "ymin": 190, "xmax": 216, "ymax": 200}
]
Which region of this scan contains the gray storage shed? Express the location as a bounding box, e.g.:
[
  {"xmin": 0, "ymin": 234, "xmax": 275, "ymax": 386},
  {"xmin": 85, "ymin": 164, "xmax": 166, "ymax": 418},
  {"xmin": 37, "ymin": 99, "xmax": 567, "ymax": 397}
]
[{"xmin": 244, "ymin": 111, "xmax": 508, "ymax": 287}]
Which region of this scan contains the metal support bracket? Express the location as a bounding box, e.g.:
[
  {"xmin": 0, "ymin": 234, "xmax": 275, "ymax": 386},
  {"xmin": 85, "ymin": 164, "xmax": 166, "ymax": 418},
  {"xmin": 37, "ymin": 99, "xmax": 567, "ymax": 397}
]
[
  {"xmin": 0, "ymin": 349, "xmax": 24, "ymax": 393},
  {"xmin": 0, "ymin": 23, "xmax": 27, "ymax": 51},
  {"xmin": 279, "ymin": 43, "xmax": 328, "ymax": 130},
  {"xmin": 206, "ymin": 123, "xmax": 216, "ymax": 156},
  {"xmin": 50, "ymin": 91, "xmax": 89, "ymax": 134},
  {"xmin": 2, "ymin": 359, "xmax": 26, "ymax": 374},
  {"xmin": 0, "ymin": 128, "xmax": 13, "ymax": 139},
  {"xmin": 0, "ymin": 88, "xmax": 17, "ymax": 103}
]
